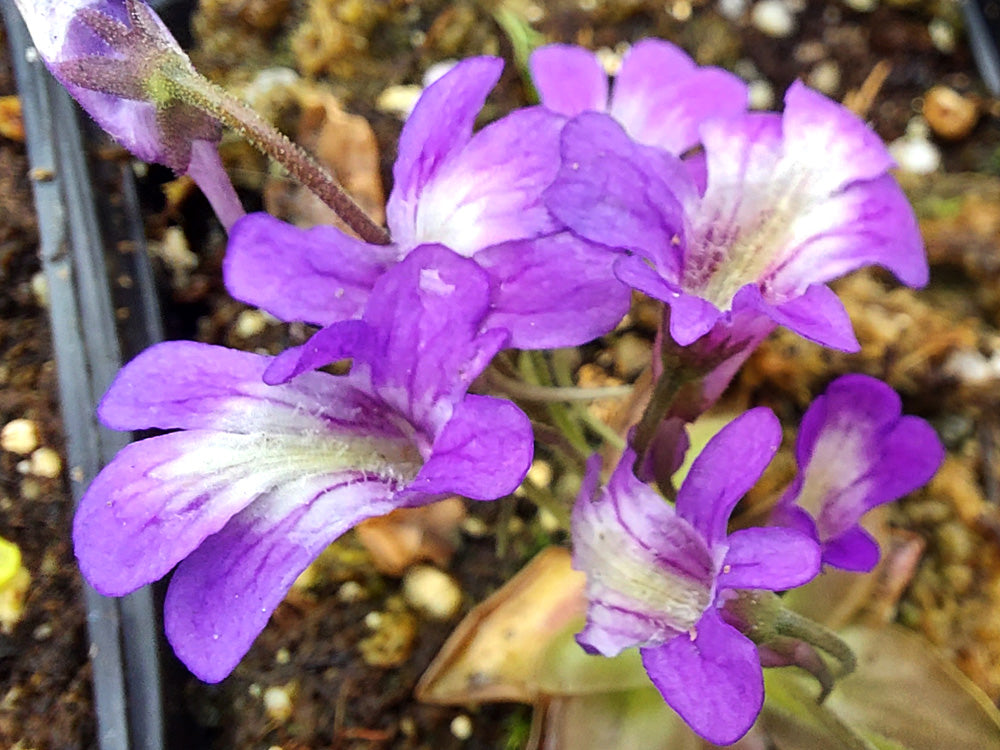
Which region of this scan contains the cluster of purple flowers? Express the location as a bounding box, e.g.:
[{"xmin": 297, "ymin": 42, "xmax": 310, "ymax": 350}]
[{"xmin": 21, "ymin": 1, "xmax": 946, "ymax": 743}]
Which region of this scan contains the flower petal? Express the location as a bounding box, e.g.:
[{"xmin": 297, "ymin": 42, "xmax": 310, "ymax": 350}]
[
  {"xmin": 74, "ymin": 424, "xmax": 417, "ymax": 597},
  {"xmin": 358, "ymin": 245, "xmax": 508, "ymax": 424},
  {"xmin": 545, "ymin": 112, "xmax": 691, "ymax": 262},
  {"xmin": 610, "ymin": 39, "xmax": 747, "ymax": 154},
  {"xmin": 675, "ymin": 408, "xmax": 781, "ymax": 546},
  {"xmin": 718, "ymin": 527, "xmax": 820, "ymax": 590},
  {"xmin": 785, "ymin": 375, "xmax": 944, "ymax": 553},
  {"xmin": 530, "ymin": 44, "xmax": 608, "ymax": 116},
  {"xmin": 736, "ymin": 283, "xmax": 859, "ymax": 352},
  {"xmin": 387, "ymin": 56, "xmax": 503, "ymax": 231},
  {"xmin": 223, "ymin": 213, "xmax": 395, "ymax": 325},
  {"xmin": 782, "ymin": 81, "xmax": 895, "ymax": 194},
  {"xmin": 640, "ymin": 607, "xmax": 763, "ymax": 745},
  {"xmin": 98, "ymin": 341, "xmax": 402, "ymax": 437},
  {"xmin": 572, "ymin": 450, "xmax": 714, "ymax": 656},
  {"xmin": 164, "ymin": 478, "xmax": 402, "ymax": 682},
  {"xmin": 681, "ymin": 88, "xmax": 924, "ymax": 315},
  {"xmin": 821, "ymin": 526, "xmax": 881, "ymax": 572},
  {"xmin": 475, "ymin": 233, "xmax": 630, "ymax": 348},
  {"xmin": 396, "ymin": 107, "xmax": 566, "ymax": 254},
  {"xmin": 402, "ymin": 394, "xmax": 533, "ymax": 501},
  {"xmin": 770, "ymin": 173, "xmax": 927, "ymax": 292},
  {"xmin": 264, "ymin": 245, "xmax": 507, "ymax": 431}
]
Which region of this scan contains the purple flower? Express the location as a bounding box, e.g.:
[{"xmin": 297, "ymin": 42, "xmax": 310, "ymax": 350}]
[
  {"xmin": 14, "ymin": 0, "xmax": 243, "ymax": 227},
  {"xmin": 772, "ymin": 375, "xmax": 944, "ymax": 572},
  {"xmin": 572, "ymin": 409, "xmax": 820, "ymax": 744},
  {"xmin": 73, "ymin": 245, "xmax": 533, "ymax": 682},
  {"xmin": 545, "ymin": 81, "xmax": 928, "ymax": 352},
  {"xmin": 530, "ymin": 39, "xmax": 747, "ymax": 154},
  {"xmin": 223, "ymin": 57, "xmax": 630, "ymax": 350}
]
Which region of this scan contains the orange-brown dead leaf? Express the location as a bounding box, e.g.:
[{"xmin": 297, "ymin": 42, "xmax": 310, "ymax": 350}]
[
  {"xmin": 415, "ymin": 547, "xmax": 586, "ymax": 704},
  {"xmin": 355, "ymin": 497, "xmax": 466, "ymax": 576}
]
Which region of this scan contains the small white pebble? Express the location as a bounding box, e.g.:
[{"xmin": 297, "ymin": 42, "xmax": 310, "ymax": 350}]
[
  {"xmin": 717, "ymin": 0, "xmax": 748, "ymax": 20},
  {"xmin": 595, "ymin": 47, "xmax": 623, "ymax": 76},
  {"xmin": 807, "ymin": 60, "xmax": 841, "ymax": 95},
  {"xmin": 28, "ymin": 447, "xmax": 62, "ymax": 479},
  {"xmin": 234, "ymin": 309, "xmax": 268, "ymax": 339},
  {"xmin": 842, "ymin": 0, "xmax": 877, "ymax": 10},
  {"xmin": 337, "ymin": 580, "xmax": 366, "ymax": 603},
  {"xmin": 32, "ymin": 623, "xmax": 53, "ymax": 641},
  {"xmin": 262, "ymin": 685, "xmax": 294, "ymax": 724},
  {"xmin": 364, "ymin": 610, "xmax": 383, "ymax": 629},
  {"xmin": 376, "ymin": 85, "xmax": 423, "ymax": 120},
  {"xmin": 460, "ymin": 516, "xmax": 488, "ymax": 537},
  {"xmin": 30, "ymin": 272, "xmax": 48, "ymax": 308},
  {"xmin": 403, "ymin": 565, "xmax": 462, "ymax": 620},
  {"xmin": 1, "ymin": 419, "xmax": 39, "ymax": 455},
  {"xmin": 450, "ymin": 714, "xmax": 473, "ymax": 740},
  {"xmin": 526, "ymin": 460, "xmax": 553, "ymax": 488},
  {"xmin": 888, "ymin": 119, "xmax": 941, "ymax": 174},
  {"xmin": 751, "ymin": 1, "xmax": 796, "ymax": 38},
  {"xmin": 928, "ymin": 19, "xmax": 956, "ymax": 55},
  {"xmin": 537, "ymin": 508, "xmax": 561, "ymax": 534},
  {"xmin": 20, "ymin": 478, "xmax": 42, "ymax": 501},
  {"xmin": 274, "ymin": 648, "xmax": 291, "ymax": 665},
  {"xmin": 423, "ymin": 60, "xmax": 458, "ymax": 88},
  {"xmin": 748, "ymin": 79, "xmax": 775, "ymax": 110}
]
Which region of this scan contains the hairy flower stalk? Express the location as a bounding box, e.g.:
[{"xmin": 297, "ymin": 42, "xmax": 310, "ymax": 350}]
[
  {"xmin": 156, "ymin": 70, "xmax": 390, "ymax": 245},
  {"xmin": 15, "ymin": 0, "xmax": 387, "ymax": 241}
]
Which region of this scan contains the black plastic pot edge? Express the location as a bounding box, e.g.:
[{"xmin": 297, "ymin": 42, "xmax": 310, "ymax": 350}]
[{"xmin": 2, "ymin": 4, "xmax": 166, "ymax": 749}]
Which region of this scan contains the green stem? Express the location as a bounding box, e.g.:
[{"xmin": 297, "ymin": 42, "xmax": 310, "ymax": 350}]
[
  {"xmin": 519, "ymin": 477, "xmax": 571, "ymax": 530},
  {"xmin": 163, "ymin": 71, "xmax": 391, "ymax": 246},
  {"xmin": 629, "ymin": 359, "xmax": 692, "ymax": 469},
  {"xmin": 774, "ymin": 609, "xmax": 857, "ymax": 679},
  {"xmin": 521, "ymin": 352, "xmax": 590, "ymax": 457},
  {"xmin": 485, "ymin": 369, "xmax": 634, "ymax": 402}
]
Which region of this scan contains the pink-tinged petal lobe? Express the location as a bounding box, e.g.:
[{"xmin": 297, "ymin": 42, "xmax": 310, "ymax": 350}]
[
  {"xmin": 782, "ymin": 81, "xmax": 895, "ymax": 193},
  {"xmin": 676, "ymin": 408, "xmax": 781, "ymax": 545},
  {"xmin": 611, "ymin": 39, "xmax": 748, "ymax": 154},
  {"xmin": 223, "ymin": 213, "xmax": 395, "ymax": 325},
  {"xmin": 164, "ymin": 479, "xmax": 401, "ymax": 682},
  {"xmin": 640, "ymin": 607, "xmax": 763, "ymax": 745},
  {"xmin": 397, "ymin": 107, "xmax": 566, "ymax": 254},
  {"xmin": 475, "ymin": 233, "xmax": 630, "ymax": 349},
  {"xmin": 403, "ymin": 395, "xmax": 532, "ymax": 501},
  {"xmin": 387, "ymin": 56, "xmax": 503, "ymax": 230},
  {"xmin": 719, "ymin": 527, "xmax": 821, "ymax": 590},
  {"xmin": 530, "ymin": 44, "xmax": 608, "ymax": 116},
  {"xmin": 771, "ymin": 173, "xmax": 927, "ymax": 292}
]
